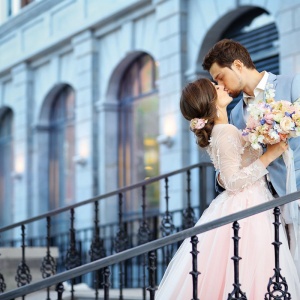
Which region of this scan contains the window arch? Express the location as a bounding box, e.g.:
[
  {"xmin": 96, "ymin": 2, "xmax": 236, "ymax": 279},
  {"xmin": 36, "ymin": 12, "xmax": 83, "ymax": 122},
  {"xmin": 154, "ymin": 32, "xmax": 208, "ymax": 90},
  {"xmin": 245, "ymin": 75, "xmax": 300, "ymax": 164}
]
[
  {"xmin": 118, "ymin": 53, "xmax": 159, "ymax": 213},
  {"xmin": 48, "ymin": 85, "xmax": 75, "ymax": 211},
  {"xmin": 0, "ymin": 108, "xmax": 13, "ymax": 227},
  {"xmin": 222, "ymin": 8, "xmax": 279, "ymax": 112}
]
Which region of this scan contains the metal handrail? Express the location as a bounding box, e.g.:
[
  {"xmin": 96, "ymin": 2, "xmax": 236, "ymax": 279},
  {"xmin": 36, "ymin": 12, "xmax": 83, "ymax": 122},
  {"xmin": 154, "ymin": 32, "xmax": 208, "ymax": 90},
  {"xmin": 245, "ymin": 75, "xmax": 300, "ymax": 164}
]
[
  {"xmin": 0, "ymin": 162, "xmax": 212, "ymax": 233},
  {"xmin": 1, "ymin": 190, "xmax": 299, "ymax": 300}
]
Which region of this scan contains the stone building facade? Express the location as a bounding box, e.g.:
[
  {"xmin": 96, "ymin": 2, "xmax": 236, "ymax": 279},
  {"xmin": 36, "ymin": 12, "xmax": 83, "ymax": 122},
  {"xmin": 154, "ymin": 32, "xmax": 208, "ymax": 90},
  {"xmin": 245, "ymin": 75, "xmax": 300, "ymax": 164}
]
[{"xmin": 0, "ymin": 0, "xmax": 299, "ymax": 233}]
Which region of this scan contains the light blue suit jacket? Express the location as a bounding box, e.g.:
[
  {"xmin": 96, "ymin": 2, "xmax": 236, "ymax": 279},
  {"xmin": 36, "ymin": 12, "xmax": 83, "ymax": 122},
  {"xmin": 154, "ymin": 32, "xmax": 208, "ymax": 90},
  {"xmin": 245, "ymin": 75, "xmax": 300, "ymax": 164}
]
[{"xmin": 230, "ymin": 72, "xmax": 300, "ymax": 196}]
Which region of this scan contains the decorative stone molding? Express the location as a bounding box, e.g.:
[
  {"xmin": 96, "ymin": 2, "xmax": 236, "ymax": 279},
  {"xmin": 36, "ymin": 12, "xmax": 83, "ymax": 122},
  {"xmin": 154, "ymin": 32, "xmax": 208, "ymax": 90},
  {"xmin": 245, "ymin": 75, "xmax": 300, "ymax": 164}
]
[{"xmin": 0, "ymin": 0, "xmax": 62, "ymax": 39}]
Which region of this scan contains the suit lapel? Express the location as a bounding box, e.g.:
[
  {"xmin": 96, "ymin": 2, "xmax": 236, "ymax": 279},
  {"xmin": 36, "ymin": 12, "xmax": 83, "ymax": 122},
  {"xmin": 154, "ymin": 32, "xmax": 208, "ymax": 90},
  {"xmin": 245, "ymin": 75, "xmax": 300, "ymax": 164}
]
[
  {"xmin": 231, "ymin": 100, "xmax": 246, "ymax": 129},
  {"xmin": 231, "ymin": 72, "xmax": 277, "ymax": 129},
  {"xmin": 267, "ymin": 72, "xmax": 278, "ymax": 100}
]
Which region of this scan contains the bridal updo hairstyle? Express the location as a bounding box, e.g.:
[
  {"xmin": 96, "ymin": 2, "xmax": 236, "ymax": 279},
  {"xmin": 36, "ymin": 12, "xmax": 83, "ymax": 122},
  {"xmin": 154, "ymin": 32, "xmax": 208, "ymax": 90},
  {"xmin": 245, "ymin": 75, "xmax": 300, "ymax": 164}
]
[{"xmin": 180, "ymin": 78, "xmax": 217, "ymax": 148}]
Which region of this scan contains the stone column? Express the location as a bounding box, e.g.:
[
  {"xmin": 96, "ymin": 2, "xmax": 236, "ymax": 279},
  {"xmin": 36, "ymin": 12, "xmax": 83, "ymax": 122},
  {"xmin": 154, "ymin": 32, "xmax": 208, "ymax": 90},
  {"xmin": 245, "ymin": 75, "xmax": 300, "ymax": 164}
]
[
  {"xmin": 155, "ymin": 0, "xmax": 189, "ymax": 214},
  {"xmin": 11, "ymin": 63, "xmax": 33, "ymax": 227},
  {"xmin": 95, "ymin": 100, "xmax": 119, "ymax": 224},
  {"xmin": 277, "ymin": 2, "xmax": 300, "ymax": 74},
  {"xmin": 72, "ymin": 30, "xmax": 99, "ymax": 228}
]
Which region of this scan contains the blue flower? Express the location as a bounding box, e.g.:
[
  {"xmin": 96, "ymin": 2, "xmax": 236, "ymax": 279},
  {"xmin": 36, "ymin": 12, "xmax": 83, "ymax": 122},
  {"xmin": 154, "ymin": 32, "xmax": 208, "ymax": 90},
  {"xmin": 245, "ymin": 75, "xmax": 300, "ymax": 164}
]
[
  {"xmin": 285, "ymin": 111, "xmax": 295, "ymax": 117},
  {"xmin": 260, "ymin": 119, "xmax": 266, "ymax": 125}
]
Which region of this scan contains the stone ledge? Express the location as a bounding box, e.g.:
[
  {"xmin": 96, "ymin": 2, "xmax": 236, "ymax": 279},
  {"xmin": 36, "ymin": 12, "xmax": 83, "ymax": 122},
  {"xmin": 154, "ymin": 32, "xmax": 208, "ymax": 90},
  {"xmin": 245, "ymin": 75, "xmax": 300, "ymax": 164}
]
[
  {"xmin": 0, "ymin": 247, "xmax": 59, "ymax": 292},
  {"xmin": 0, "ymin": 247, "xmax": 59, "ymax": 259}
]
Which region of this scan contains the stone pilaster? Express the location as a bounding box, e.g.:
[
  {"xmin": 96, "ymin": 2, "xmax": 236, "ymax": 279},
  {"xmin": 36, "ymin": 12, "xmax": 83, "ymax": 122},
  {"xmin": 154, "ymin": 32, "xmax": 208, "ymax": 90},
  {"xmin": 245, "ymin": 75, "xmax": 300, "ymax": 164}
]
[
  {"xmin": 11, "ymin": 63, "xmax": 33, "ymax": 225},
  {"xmin": 72, "ymin": 30, "xmax": 99, "ymax": 227},
  {"xmin": 155, "ymin": 0, "xmax": 189, "ymax": 213}
]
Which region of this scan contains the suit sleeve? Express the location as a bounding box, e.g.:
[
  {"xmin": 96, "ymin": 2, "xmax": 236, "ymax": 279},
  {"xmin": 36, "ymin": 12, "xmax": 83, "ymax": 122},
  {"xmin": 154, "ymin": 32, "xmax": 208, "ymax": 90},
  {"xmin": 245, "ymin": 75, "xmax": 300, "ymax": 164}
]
[
  {"xmin": 292, "ymin": 73, "xmax": 300, "ymax": 102},
  {"xmin": 215, "ymin": 125, "xmax": 268, "ymax": 192}
]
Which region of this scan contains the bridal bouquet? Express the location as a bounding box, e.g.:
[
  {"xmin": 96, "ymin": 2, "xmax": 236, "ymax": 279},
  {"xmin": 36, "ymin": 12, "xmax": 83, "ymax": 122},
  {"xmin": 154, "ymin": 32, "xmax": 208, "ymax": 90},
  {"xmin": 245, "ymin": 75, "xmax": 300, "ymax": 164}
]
[{"xmin": 242, "ymin": 85, "xmax": 300, "ymax": 150}]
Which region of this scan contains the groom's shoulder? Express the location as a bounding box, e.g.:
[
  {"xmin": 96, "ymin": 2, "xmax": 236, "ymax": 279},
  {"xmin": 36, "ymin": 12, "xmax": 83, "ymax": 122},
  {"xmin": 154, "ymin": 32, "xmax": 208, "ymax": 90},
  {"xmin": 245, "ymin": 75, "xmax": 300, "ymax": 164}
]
[
  {"xmin": 272, "ymin": 72, "xmax": 300, "ymax": 84},
  {"xmin": 271, "ymin": 72, "xmax": 300, "ymax": 101}
]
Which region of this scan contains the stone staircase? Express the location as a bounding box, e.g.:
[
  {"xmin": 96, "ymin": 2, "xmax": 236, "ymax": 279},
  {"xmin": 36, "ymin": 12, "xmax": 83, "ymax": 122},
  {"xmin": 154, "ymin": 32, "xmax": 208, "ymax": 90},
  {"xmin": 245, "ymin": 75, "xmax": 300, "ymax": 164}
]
[
  {"xmin": 1, "ymin": 247, "xmax": 149, "ymax": 300},
  {"xmin": 14, "ymin": 284, "xmax": 148, "ymax": 300}
]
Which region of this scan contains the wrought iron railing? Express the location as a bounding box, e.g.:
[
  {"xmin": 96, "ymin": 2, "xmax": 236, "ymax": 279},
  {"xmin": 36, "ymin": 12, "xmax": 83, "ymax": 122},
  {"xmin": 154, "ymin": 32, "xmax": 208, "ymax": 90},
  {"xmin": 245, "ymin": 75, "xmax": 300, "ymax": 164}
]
[
  {"xmin": 0, "ymin": 162, "xmax": 215, "ymax": 297},
  {"xmin": 0, "ymin": 191, "xmax": 299, "ymax": 300}
]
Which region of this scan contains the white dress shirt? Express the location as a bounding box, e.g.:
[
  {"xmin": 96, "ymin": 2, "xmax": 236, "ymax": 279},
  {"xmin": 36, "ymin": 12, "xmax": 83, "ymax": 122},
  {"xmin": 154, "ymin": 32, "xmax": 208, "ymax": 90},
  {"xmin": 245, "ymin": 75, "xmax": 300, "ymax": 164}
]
[{"xmin": 243, "ymin": 71, "xmax": 269, "ymax": 121}]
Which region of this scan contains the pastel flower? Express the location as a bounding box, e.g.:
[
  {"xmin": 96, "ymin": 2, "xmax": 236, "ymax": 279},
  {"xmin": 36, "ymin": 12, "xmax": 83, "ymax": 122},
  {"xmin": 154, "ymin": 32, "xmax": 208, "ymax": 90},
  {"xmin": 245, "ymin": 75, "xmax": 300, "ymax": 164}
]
[
  {"xmin": 273, "ymin": 111, "xmax": 285, "ymax": 123},
  {"xmin": 267, "ymin": 130, "xmax": 280, "ymax": 144},
  {"xmin": 292, "ymin": 112, "xmax": 300, "ymax": 127},
  {"xmin": 246, "ymin": 116, "xmax": 260, "ymax": 129},
  {"xmin": 264, "ymin": 113, "xmax": 274, "ymax": 125},
  {"xmin": 190, "ymin": 118, "xmax": 208, "ymax": 131},
  {"xmin": 280, "ymin": 116, "xmax": 295, "ymax": 133},
  {"xmin": 244, "ymin": 86, "xmax": 300, "ymax": 149}
]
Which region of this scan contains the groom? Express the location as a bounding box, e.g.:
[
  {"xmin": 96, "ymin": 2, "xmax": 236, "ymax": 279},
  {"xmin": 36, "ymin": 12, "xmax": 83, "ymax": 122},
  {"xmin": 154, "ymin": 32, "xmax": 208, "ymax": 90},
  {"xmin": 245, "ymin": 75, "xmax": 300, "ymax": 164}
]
[{"xmin": 202, "ymin": 38, "xmax": 300, "ymax": 197}]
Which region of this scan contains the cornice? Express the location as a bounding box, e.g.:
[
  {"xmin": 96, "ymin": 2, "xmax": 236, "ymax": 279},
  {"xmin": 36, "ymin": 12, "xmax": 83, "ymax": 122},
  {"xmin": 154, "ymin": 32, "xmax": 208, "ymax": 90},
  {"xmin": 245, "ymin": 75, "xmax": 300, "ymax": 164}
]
[{"xmin": 0, "ymin": 0, "xmax": 62, "ymax": 39}]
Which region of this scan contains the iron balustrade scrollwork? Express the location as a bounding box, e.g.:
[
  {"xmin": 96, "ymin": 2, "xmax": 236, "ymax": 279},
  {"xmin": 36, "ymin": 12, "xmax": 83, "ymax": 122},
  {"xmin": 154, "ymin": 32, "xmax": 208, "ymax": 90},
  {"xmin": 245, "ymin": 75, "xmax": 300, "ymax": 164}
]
[
  {"xmin": 65, "ymin": 208, "xmax": 81, "ymax": 299},
  {"xmin": 0, "ymin": 162, "xmax": 212, "ymax": 286},
  {"xmin": 138, "ymin": 186, "xmax": 152, "ymax": 246},
  {"xmin": 15, "ymin": 225, "xmax": 32, "ymax": 288},
  {"xmin": 40, "ymin": 217, "xmax": 56, "ymax": 279},
  {"xmin": 0, "ymin": 191, "xmax": 299, "ymax": 300},
  {"xmin": 114, "ymin": 193, "xmax": 129, "ymax": 253},
  {"xmin": 138, "ymin": 185, "xmax": 152, "ymax": 300},
  {"xmin": 114, "ymin": 193, "xmax": 129, "ymax": 300},
  {"xmin": 0, "ymin": 236, "xmax": 6, "ymax": 293},
  {"xmin": 0, "ymin": 273, "xmax": 6, "ymax": 294},
  {"xmin": 160, "ymin": 177, "xmax": 175, "ymax": 267},
  {"xmin": 182, "ymin": 170, "xmax": 196, "ymax": 230},
  {"xmin": 40, "ymin": 216, "xmax": 56, "ymax": 300},
  {"xmin": 40, "ymin": 250, "xmax": 56, "ymax": 278},
  {"xmin": 160, "ymin": 178, "xmax": 175, "ymax": 237},
  {"xmin": 102, "ymin": 266, "xmax": 111, "ymax": 300},
  {"xmin": 89, "ymin": 201, "xmax": 106, "ymax": 261},
  {"xmin": 147, "ymin": 250, "xmax": 157, "ymax": 300},
  {"xmin": 228, "ymin": 221, "xmax": 247, "ymax": 300},
  {"xmin": 55, "ymin": 281, "xmax": 65, "ymax": 300},
  {"xmin": 89, "ymin": 201, "xmax": 106, "ymax": 300},
  {"xmin": 65, "ymin": 209, "xmax": 81, "ymax": 270},
  {"xmin": 265, "ymin": 207, "xmax": 291, "ymax": 300},
  {"xmin": 189, "ymin": 235, "xmax": 200, "ymax": 300}
]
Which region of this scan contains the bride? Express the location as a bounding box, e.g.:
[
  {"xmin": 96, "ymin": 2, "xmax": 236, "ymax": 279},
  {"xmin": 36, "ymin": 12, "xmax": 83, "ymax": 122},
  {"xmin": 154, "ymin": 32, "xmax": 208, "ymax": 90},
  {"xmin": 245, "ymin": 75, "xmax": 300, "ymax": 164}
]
[{"xmin": 155, "ymin": 78, "xmax": 300, "ymax": 299}]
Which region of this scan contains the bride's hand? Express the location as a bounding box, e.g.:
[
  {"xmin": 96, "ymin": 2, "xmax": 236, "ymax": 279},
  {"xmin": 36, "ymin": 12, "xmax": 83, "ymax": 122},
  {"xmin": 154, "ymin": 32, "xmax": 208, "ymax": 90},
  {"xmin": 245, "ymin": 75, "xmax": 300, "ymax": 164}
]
[{"xmin": 259, "ymin": 141, "xmax": 288, "ymax": 167}]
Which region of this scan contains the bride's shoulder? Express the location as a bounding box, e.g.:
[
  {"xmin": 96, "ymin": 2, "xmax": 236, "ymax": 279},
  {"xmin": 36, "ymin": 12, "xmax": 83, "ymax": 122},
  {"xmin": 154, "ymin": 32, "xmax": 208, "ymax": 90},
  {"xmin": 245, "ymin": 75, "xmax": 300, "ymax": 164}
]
[
  {"xmin": 213, "ymin": 123, "xmax": 241, "ymax": 135},
  {"xmin": 210, "ymin": 124, "xmax": 244, "ymax": 152}
]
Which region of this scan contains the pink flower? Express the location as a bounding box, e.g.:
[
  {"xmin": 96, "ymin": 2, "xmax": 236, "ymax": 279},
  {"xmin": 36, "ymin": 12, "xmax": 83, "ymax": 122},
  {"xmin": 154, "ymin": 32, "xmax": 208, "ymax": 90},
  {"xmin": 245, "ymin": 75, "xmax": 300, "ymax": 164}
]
[
  {"xmin": 243, "ymin": 94, "xmax": 300, "ymax": 148},
  {"xmin": 190, "ymin": 118, "xmax": 208, "ymax": 131},
  {"xmin": 247, "ymin": 116, "xmax": 260, "ymax": 128},
  {"xmin": 264, "ymin": 113, "xmax": 274, "ymax": 125}
]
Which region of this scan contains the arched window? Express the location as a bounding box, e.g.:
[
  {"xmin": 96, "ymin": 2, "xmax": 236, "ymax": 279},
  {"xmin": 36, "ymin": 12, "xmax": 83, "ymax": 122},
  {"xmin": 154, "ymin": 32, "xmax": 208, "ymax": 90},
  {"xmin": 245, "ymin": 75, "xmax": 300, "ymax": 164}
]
[
  {"xmin": 0, "ymin": 109, "xmax": 13, "ymax": 227},
  {"xmin": 49, "ymin": 85, "xmax": 75, "ymax": 211},
  {"xmin": 119, "ymin": 54, "xmax": 159, "ymax": 214},
  {"xmin": 222, "ymin": 8, "xmax": 279, "ymax": 112}
]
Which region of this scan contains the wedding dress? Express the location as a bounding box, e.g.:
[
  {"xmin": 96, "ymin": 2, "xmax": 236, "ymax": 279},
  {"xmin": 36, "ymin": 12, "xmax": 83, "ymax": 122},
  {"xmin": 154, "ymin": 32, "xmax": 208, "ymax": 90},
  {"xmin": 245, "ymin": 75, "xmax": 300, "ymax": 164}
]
[{"xmin": 155, "ymin": 124, "xmax": 300, "ymax": 300}]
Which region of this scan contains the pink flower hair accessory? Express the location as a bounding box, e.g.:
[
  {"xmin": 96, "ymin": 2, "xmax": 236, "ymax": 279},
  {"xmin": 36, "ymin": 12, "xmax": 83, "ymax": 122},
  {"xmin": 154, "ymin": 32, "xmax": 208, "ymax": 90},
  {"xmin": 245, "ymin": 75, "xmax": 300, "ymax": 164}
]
[{"xmin": 190, "ymin": 118, "xmax": 208, "ymax": 131}]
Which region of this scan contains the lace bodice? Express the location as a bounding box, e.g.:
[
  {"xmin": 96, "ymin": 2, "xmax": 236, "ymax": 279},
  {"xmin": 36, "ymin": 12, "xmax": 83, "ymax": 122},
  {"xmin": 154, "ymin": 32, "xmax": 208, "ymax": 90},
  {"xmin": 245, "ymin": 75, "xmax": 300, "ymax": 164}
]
[{"xmin": 207, "ymin": 124, "xmax": 268, "ymax": 193}]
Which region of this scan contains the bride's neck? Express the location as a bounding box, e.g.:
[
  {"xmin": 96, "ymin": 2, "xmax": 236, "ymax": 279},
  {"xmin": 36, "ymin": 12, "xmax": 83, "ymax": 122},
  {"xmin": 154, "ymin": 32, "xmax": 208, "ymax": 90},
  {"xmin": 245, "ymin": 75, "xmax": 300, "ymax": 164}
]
[{"xmin": 214, "ymin": 108, "xmax": 229, "ymax": 125}]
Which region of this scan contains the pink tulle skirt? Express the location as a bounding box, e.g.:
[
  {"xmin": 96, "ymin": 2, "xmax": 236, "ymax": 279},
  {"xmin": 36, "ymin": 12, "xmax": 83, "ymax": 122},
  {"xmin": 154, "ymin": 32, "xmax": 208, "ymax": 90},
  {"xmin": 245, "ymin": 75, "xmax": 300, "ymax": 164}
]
[{"xmin": 156, "ymin": 181, "xmax": 300, "ymax": 300}]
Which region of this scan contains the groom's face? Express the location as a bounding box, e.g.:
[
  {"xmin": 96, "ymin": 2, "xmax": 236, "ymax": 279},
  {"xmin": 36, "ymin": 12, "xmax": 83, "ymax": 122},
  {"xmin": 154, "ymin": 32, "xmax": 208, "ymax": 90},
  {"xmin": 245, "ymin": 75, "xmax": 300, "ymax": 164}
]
[{"xmin": 209, "ymin": 62, "xmax": 243, "ymax": 98}]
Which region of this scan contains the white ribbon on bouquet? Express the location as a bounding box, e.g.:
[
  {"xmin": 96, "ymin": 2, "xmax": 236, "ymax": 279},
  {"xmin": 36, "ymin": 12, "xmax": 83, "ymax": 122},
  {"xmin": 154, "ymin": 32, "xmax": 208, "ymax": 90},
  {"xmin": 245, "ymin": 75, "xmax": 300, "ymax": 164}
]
[{"xmin": 281, "ymin": 144, "xmax": 300, "ymax": 273}]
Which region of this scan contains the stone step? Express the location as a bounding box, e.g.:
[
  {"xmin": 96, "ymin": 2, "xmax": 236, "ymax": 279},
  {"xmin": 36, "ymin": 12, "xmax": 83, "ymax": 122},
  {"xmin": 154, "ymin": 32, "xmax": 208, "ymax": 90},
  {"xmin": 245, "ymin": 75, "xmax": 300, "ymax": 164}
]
[{"xmin": 14, "ymin": 284, "xmax": 150, "ymax": 300}]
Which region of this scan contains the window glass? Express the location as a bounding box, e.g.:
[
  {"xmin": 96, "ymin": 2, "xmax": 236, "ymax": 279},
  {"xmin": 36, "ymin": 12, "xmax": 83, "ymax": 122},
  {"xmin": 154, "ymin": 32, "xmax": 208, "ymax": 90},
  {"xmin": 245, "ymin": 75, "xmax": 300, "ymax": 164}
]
[
  {"xmin": 0, "ymin": 109, "xmax": 13, "ymax": 228},
  {"xmin": 49, "ymin": 86, "xmax": 75, "ymax": 210},
  {"xmin": 119, "ymin": 54, "xmax": 159, "ymax": 213}
]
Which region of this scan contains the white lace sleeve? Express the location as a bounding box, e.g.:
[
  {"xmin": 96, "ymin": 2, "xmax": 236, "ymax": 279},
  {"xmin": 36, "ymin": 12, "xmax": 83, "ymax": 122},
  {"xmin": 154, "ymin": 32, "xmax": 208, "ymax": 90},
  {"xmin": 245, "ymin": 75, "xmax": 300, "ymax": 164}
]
[{"xmin": 213, "ymin": 125, "xmax": 268, "ymax": 192}]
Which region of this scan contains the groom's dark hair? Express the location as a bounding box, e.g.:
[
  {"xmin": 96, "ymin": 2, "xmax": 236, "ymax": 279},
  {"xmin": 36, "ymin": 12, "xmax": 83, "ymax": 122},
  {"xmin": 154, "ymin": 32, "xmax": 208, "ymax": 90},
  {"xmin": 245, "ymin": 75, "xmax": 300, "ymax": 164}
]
[{"xmin": 202, "ymin": 39, "xmax": 256, "ymax": 71}]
